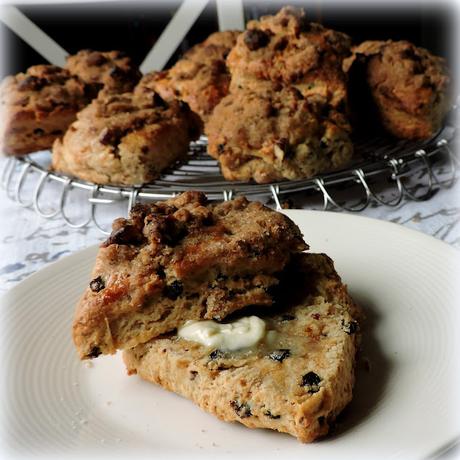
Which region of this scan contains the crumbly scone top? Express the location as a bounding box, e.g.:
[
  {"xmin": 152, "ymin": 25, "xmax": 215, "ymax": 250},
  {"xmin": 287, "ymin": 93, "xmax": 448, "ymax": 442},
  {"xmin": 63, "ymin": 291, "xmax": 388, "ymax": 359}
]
[
  {"xmin": 69, "ymin": 90, "xmax": 201, "ymax": 154},
  {"xmin": 100, "ymin": 191, "xmax": 307, "ymax": 280},
  {"xmin": 227, "ymin": 6, "xmax": 351, "ymax": 110},
  {"xmin": 183, "ymin": 30, "xmax": 241, "ymax": 61},
  {"xmin": 0, "ymin": 65, "xmax": 88, "ymax": 113},
  {"xmin": 65, "ymin": 49, "xmax": 141, "ymax": 94},
  {"xmin": 134, "ymin": 31, "xmax": 240, "ymax": 121}
]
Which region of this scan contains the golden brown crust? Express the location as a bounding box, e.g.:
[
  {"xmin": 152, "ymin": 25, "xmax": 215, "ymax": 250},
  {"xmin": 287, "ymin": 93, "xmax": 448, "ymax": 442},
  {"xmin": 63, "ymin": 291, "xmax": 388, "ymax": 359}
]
[
  {"xmin": 206, "ymin": 86, "xmax": 353, "ymax": 183},
  {"xmin": 227, "ymin": 7, "xmax": 351, "ymax": 111},
  {"xmin": 344, "ymin": 40, "xmax": 450, "ymax": 139},
  {"xmin": 65, "ymin": 49, "xmax": 141, "ymax": 97},
  {"xmin": 135, "ymin": 31, "xmax": 240, "ymax": 122},
  {"xmin": 73, "ymin": 192, "xmax": 307, "ymax": 359},
  {"xmin": 123, "ymin": 252, "xmax": 362, "ymax": 443},
  {"xmin": 51, "ymin": 91, "xmax": 201, "ymax": 185},
  {"xmin": 0, "ymin": 65, "xmax": 88, "ymax": 155}
]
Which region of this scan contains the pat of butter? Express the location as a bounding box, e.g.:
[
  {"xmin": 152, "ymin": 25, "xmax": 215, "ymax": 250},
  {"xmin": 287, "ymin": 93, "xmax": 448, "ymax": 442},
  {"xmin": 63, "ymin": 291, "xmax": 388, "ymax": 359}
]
[{"xmin": 178, "ymin": 316, "xmax": 266, "ymax": 351}]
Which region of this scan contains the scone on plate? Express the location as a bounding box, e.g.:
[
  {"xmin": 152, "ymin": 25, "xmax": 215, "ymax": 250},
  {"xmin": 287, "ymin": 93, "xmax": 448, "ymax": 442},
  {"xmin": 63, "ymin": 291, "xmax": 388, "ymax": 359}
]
[
  {"xmin": 65, "ymin": 49, "xmax": 142, "ymax": 97},
  {"xmin": 0, "ymin": 65, "xmax": 88, "ymax": 156},
  {"xmin": 123, "ymin": 252, "xmax": 362, "ymax": 443},
  {"xmin": 51, "ymin": 90, "xmax": 201, "ymax": 185},
  {"xmin": 343, "ymin": 40, "xmax": 450, "ymax": 139},
  {"xmin": 206, "ymin": 86, "xmax": 353, "ymax": 183},
  {"xmin": 73, "ymin": 192, "xmax": 307, "ymax": 359},
  {"xmin": 227, "ymin": 6, "xmax": 351, "ymax": 111},
  {"xmin": 135, "ymin": 31, "xmax": 240, "ymax": 123}
]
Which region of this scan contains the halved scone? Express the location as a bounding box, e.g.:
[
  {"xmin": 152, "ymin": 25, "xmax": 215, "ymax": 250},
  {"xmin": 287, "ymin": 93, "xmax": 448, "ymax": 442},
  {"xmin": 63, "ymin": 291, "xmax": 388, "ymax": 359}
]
[
  {"xmin": 123, "ymin": 252, "xmax": 362, "ymax": 442},
  {"xmin": 73, "ymin": 192, "xmax": 307, "ymax": 359}
]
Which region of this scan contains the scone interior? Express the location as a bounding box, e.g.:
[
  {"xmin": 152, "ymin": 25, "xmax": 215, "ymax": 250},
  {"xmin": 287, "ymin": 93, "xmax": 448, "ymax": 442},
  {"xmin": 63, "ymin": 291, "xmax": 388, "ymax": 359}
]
[
  {"xmin": 51, "ymin": 90, "xmax": 202, "ymax": 185},
  {"xmin": 73, "ymin": 192, "xmax": 307, "ymax": 359},
  {"xmin": 123, "ymin": 252, "xmax": 362, "ymax": 443}
]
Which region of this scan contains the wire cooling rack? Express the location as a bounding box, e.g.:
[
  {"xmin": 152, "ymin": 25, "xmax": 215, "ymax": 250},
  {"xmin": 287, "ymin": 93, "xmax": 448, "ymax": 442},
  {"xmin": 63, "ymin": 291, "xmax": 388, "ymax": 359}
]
[{"xmin": 1, "ymin": 114, "xmax": 458, "ymax": 234}]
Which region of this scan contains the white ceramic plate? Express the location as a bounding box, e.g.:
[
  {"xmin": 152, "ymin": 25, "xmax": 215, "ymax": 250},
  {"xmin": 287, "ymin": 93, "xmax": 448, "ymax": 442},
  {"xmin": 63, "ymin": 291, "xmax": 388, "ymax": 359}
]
[{"xmin": 1, "ymin": 210, "xmax": 459, "ymax": 460}]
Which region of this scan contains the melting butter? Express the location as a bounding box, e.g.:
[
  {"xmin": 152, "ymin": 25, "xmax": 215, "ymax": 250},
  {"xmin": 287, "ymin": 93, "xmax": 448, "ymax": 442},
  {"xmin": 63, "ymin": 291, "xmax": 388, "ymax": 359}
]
[{"xmin": 178, "ymin": 316, "xmax": 266, "ymax": 351}]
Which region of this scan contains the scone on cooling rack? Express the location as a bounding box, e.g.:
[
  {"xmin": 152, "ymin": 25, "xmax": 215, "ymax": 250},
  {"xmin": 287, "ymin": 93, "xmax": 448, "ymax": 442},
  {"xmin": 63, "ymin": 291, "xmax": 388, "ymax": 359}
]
[
  {"xmin": 135, "ymin": 31, "xmax": 240, "ymax": 123},
  {"xmin": 72, "ymin": 192, "xmax": 307, "ymax": 359},
  {"xmin": 0, "ymin": 65, "xmax": 89, "ymax": 156},
  {"xmin": 51, "ymin": 90, "xmax": 202, "ymax": 185},
  {"xmin": 206, "ymin": 86, "xmax": 353, "ymax": 183},
  {"xmin": 65, "ymin": 49, "xmax": 142, "ymax": 98},
  {"xmin": 343, "ymin": 40, "xmax": 450, "ymax": 139},
  {"xmin": 123, "ymin": 252, "xmax": 362, "ymax": 443},
  {"xmin": 226, "ymin": 6, "xmax": 351, "ymax": 112},
  {"xmin": 205, "ymin": 6, "xmax": 354, "ymax": 184}
]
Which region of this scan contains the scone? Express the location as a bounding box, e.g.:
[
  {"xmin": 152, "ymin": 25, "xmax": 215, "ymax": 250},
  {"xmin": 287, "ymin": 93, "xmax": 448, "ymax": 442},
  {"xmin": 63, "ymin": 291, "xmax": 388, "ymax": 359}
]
[
  {"xmin": 343, "ymin": 40, "xmax": 450, "ymax": 139},
  {"xmin": 123, "ymin": 252, "xmax": 362, "ymax": 443},
  {"xmin": 0, "ymin": 65, "xmax": 88, "ymax": 155},
  {"xmin": 136, "ymin": 31, "xmax": 240, "ymax": 122},
  {"xmin": 51, "ymin": 90, "xmax": 201, "ymax": 185},
  {"xmin": 227, "ymin": 6, "xmax": 351, "ymax": 111},
  {"xmin": 65, "ymin": 49, "xmax": 141, "ymax": 97},
  {"xmin": 73, "ymin": 192, "xmax": 307, "ymax": 359},
  {"xmin": 206, "ymin": 86, "xmax": 353, "ymax": 183}
]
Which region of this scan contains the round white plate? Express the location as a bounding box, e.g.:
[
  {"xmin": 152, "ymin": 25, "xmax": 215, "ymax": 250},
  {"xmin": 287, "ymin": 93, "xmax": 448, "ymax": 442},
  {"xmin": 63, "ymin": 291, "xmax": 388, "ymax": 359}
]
[{"xmin": 1, "ymin": 210, "xmax": 459, "ymax": 460}]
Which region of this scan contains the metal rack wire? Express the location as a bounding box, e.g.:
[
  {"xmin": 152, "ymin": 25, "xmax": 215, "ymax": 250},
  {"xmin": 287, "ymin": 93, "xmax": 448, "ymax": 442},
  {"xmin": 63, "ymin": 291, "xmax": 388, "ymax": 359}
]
[{"xmin": 1, "ymin": 117, "xmax": 458, "ymax": 234}]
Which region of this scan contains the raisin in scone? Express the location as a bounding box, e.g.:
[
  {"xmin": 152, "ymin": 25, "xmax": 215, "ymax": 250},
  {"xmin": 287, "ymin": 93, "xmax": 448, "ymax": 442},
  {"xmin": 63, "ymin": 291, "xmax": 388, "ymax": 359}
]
[
  {"xmin": 51, "ymin": 90, "xmax": 201, "ymax": 185},
  {"xmin": 123, "ymin": 252, "xmax": 362, "ymax": 443},
  {"xmin": 206, "ymin": 86, "xmax": 353, "ymax": 183},
  {"xmin": 65, "ymin": 49, "xmax": 141, "ymax": 97},
  {"xmin": 227, "ymin": 6, "xmax": 351, "ymax": 111},
  {"xmin": 136, "ymin": 31, "xmax": 240, "ymax": 122},
  {"xmin": 0, "ymin": 65, "xmax": 88, "ymax": 155},
  {"xmin": 343, "ymin": 40, "xmax": 450, "ymax": 139},
  {"xmin": 73, "ymin": 192, "xmax": 307, "ymax": 359}
]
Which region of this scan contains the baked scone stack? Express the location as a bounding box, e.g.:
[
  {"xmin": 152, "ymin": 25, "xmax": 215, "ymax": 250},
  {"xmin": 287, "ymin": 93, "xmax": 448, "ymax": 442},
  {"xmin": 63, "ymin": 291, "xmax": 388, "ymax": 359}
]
[
  {"xmin": 0, "ymin": 6, "xmax": 451, "ymax": 181},
  {"xmin": 49, "ymin": 33, "xmax": 239, "ymax": 183},
  {"xmin": 0, "ymin": 50, "xmax": 142, "ymax": 156},
  {"xmin": 72, "ymin": 191, "xmax": 363, "ymax": 442},
  {"xmin": 206, "ymin": 6, "xmax": 355, "ymax": 183}
]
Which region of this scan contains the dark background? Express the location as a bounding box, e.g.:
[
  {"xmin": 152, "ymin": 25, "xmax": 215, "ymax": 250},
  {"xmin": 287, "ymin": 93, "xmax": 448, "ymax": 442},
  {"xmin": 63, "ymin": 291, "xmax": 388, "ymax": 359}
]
[{"xmin": 0, "ymin": 0, "xmax": 454, "ymax": 78}]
